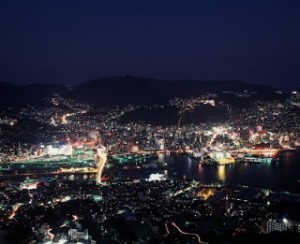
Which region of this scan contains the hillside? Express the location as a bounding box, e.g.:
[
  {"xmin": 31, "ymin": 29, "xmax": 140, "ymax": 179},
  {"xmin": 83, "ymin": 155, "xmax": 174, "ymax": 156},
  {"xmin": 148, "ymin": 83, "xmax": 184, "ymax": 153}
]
[
  {"xmin": 0, "ymin": 76, "xmax": 283, "ymax": 109},
  {"xmin": 67, "ymin": 75, "xmax": 280, "ymax": 107}
]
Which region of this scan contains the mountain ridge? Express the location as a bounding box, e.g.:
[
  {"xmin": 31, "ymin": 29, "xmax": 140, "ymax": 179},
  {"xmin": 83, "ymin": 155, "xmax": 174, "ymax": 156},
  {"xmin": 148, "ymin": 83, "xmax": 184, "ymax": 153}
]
[{"xmin": 0, "ymin": 76, "xmax": 281, "ymax": 108}]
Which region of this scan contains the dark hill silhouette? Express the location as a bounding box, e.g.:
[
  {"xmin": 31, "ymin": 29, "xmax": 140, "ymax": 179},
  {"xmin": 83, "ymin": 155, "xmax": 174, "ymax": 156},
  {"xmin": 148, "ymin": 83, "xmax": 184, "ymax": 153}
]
[
  {"xmin": 0, "ymin": 81, "xmax": 23, "ymax": 108},
  {"xmin": 67, "ymin": 75, "xmax": 279, "ymax": 106},
  {"xmin": 0, "ymin": 76, "xmax": 282, "ymax": 108},
  {"xmin": 0, "ymin": 82, "xmax": 67, "ymax": 109}
]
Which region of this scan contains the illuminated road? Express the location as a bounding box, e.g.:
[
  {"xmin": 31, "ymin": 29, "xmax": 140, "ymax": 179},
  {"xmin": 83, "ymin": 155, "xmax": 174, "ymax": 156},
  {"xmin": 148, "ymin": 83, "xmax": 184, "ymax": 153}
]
[
  {"xmin": 172, "ymin": 181, "xmax": 199, "ymax": 197},
  {"xmin": 170, "ymin": 222, "xmax": 208, "ymax": 244},
  {"xmin": 47, "ymin": 228, "xmax": 55, "ymax": 240},
  {"xmin": 163, "ymin": 223, "xmax": 170, "ymax": 237},
  {"xmin": 95, "ymin": 146, "xmax": 107, "ymax": 185}
]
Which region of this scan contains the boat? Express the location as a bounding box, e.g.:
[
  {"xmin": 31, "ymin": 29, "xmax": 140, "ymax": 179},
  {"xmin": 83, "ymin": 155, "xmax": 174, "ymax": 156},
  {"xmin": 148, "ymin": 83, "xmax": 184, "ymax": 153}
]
[{"xmin": 238, "ymin": 156, "xmax": 275, "ymax": 164}]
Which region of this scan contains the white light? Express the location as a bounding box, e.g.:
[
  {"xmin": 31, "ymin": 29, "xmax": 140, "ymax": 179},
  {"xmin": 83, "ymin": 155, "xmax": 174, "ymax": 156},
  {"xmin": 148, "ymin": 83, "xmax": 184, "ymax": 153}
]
[{"xmin": 283, "ymin": 218, "xmax": 288, "ymax": 224}]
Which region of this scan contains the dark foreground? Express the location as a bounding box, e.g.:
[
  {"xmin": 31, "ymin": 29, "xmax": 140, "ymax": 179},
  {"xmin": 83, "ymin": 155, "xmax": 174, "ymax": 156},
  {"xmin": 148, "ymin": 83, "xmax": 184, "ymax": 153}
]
[{"xmin": 1, "ymin": 179, "xmax": 300, "ymax": 243}]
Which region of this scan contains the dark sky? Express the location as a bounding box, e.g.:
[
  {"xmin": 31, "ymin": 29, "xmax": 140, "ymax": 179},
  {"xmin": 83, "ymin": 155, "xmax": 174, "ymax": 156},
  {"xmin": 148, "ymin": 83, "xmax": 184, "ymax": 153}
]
[{"xmin": 0, "ymin": 0, "xmax": 299, "ymax": 88}]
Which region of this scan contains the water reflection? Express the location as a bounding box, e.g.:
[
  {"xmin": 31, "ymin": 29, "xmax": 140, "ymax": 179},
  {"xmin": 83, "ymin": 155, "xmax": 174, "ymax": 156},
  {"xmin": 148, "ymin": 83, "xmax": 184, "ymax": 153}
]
[
  {"xmin": 164, "ymin": 169, "xmax": 168, "ymax": 178},
  {"xmin": 6, "ymin": 151, "xmax": 299, "ymax": 191},
  {"xmin": 187, "ymin": 157, "xmax": 192, "ymax": 170},
  {"xmin": 162, "ymin": 151, "xmax": 300, "ymax": 189},
  {"xmin": 217, "ymin": 165, "xmax": 225, "ymax": 182},
  {"xmin": 60, "ymin": 174, "xmax": 95, "ymax": 181},
  {"xmin": 198, "ymin": 164, "xmax": 203, "ymax": 174},
  {"xmin": 158, "ymin": 153, "xmax": 164, "ymax": 163}
]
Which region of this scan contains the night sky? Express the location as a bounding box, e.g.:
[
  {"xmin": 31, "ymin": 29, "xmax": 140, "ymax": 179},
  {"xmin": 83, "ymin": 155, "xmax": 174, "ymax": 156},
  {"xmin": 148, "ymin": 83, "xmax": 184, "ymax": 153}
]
[{"xmin": 0, "ymin": 0, "xmax": 299, "ymax": 88}]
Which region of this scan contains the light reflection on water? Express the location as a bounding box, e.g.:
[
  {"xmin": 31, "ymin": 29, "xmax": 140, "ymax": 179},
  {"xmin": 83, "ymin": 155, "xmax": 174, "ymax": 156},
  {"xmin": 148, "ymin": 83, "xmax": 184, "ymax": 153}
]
[
  {"xmin": 217, "ymin": 165, "xmax": 225, "ymax": 182},
  {"xmin": 51, "ymin": 151, "xmax": 300, "ymax": 190},
  {"xmin": 159, "ymin": 151, "xmax": 300, "ymax": 189},
  {"xmin": 2, "ymin": 151, "xmax": 300, "ymax": 191}
]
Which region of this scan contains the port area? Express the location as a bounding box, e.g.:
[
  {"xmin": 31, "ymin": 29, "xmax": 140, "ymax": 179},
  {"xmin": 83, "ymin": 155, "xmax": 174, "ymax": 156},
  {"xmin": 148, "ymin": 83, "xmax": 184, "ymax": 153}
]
[
  {"xmin": 186, "ymin": 151, "xmax": 280, "ymax": 166},
  {"xmin": 0, "ymin": 155, "xmax": 97, "ymax": 176},
  {"xmin": 108, "ymin": 153, "xmax": 165, "ymax": 170},
  {"xmin": 0, "ymin": 153, "xmax": 164, "ymax": 176}
]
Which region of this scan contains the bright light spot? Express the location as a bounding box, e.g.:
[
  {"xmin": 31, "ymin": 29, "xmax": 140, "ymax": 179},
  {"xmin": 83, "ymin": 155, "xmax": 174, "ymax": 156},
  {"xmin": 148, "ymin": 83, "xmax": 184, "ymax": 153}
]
[{"xmin": 72, "ymin": 215, "xmax": 78, "ymax": 222}]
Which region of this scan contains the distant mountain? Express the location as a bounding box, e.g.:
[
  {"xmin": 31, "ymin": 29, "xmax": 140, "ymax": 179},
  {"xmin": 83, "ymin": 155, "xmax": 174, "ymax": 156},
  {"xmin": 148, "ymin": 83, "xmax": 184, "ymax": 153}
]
[
  {"xmin": 67, "ymin": 75, "xmax": 280, "ymax": 107},
  {"xmin": 0, "ymin": 81, "xmax": 22, "ymax": 108},
  {"xmin": 0, "ymin": 81, "xmax": 67, "ymax": 109},
  {"xmin": 0, "ymin": 76, "xmax": 283, "ymax": 109}
]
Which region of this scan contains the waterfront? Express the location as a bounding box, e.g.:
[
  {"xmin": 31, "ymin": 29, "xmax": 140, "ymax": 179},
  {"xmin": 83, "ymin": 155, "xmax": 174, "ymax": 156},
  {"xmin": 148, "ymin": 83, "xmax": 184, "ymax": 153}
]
[
  {"xmin": 86, "ymin": 150, "xmax": 300, "ymax": 191},
  {"xmin": 165, "ymin": 150, "xmax": 300, "ymax": 191},
  {"xmin": 95, "ymin": 150, "xmax": 300, "ymax": 192},
  {"xmin": 2, "ymin": 150, "xmax": 300, "ymax": 192}
]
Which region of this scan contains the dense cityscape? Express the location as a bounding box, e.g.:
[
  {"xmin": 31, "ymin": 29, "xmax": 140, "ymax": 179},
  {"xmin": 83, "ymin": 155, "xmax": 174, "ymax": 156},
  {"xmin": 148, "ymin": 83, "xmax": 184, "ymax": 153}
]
[
  {"xmin": 1, "ymin": 86, "xmax": 300, "ymax": 243},
  {"xmin": 2, "ymin": 1, "xmax": 300, "ymax": 243}
]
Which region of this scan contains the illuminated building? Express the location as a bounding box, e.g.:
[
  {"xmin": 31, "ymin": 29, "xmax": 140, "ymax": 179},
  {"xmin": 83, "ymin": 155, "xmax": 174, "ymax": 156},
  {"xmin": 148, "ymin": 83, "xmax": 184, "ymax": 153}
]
[
  {"xmin": 209, "ymin": 151, "xmax": 235, "ymax": 165},
  {"xmin": 196, "ymin": 188, "xmax": 217, "ymax": 200},
  {"xmin": 68, "ymin": 229, "xmax": 94, "ymax": 243},
  {"xmin": 46, "ymin": 143, "xmax": 73, "ymax": 156},
  {"xmin": 20, "ymin": 178, "xmax": 39, "ymax": 190},
  {"xmin": 263, "ymin": 218, "xmax": 291, "ymax": 233},
  {"xmin": 130, "ymin": 145, "xmax": 139, "ymax": 153},
  {"xmin": 148, "ymin": 173, "xmax": 166, "ymax": 181}
]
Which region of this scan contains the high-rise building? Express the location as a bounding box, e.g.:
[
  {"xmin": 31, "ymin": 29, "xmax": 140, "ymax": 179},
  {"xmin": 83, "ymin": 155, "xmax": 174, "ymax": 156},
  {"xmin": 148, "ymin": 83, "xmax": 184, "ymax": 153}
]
[{"xmin": 262, "ymin": 218, "xmax": 290, "ymax": 233}]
